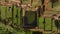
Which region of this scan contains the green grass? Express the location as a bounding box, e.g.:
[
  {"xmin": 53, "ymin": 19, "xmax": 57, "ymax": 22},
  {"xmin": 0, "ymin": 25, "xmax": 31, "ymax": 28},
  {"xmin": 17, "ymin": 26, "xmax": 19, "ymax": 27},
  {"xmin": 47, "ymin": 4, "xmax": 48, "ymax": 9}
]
[
  {"xmin": 0, "ymin": 6, "xmax": 21, "ymax": 34},
  {"xmin": 39, "ymin": 17, "xmax": 57, "ymax": 30}
]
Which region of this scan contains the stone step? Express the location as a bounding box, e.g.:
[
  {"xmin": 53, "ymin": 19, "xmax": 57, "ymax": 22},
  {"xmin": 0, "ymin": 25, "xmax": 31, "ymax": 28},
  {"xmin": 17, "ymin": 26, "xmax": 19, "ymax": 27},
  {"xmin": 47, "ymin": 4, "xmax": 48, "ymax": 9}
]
[
  {"xmin": 44, "ymin": 11, "xmax": 59, "ymax": 14},
  {"xmin": 44, "ymin": 31, "xmax": 52, "ymax": 34},
  {"xmin": 30, "ymin": 28, "xmax": 44, "ymax": 32},
  {"xmin": 43, "ymin": 10, "xmax": 60, "ymax": 17}
]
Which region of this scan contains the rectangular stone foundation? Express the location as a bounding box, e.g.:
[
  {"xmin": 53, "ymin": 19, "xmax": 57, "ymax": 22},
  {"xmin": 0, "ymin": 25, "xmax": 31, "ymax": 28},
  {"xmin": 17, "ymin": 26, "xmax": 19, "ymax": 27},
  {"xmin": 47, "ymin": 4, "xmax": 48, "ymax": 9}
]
[{"xmin": 22, "ymin": 11, "xmax": 38, "ymax": 29}]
